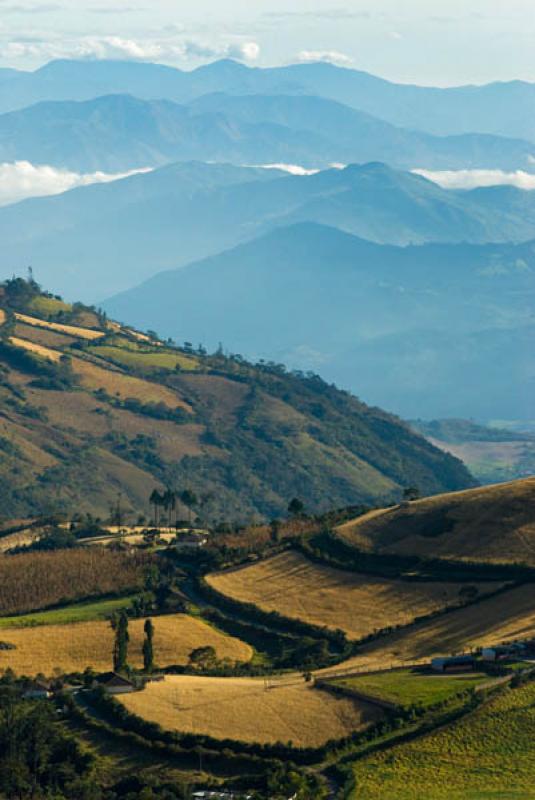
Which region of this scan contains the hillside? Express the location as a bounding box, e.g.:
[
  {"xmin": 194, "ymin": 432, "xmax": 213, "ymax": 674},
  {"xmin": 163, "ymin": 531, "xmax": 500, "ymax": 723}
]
[
  {"xmin": 336, "ymin": 477, "xmax": 535, "ymax": 566},
  {"xmin": 0, "ymin": 93, "xmax": 532, "ymax": 173},
  {"xmin": 0, "ymin": 279, "xmax": 472, "ymax": 522},
  {"xmin": 411, "ymin": 418, "xmax": 535, "ymax": 484},
  {"xmin": 1, "ymin": 58, "xmax": 535, "ymax": 142},
  {"xmin": 103, "ymin": 221, "xmax": 535, "ymax": 420}
]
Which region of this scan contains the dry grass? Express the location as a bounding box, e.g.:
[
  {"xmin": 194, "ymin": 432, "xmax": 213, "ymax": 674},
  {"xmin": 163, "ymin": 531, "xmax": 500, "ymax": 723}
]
[
  {"xmin": 71, "ymin": 358, "xmax": 189, "ymax": 409},
  {"xmin": 119, "ymin": 674, "xmax": 380, "ymax": 746},
  {"xmin": 319, "ymin": 583, "xmax": 535, "ymax": 675},
  {"xmin": 337, "ymin": 477, "xmax": 535, "ymax": 566},
  {"xmin": 14, "ymin": 321, "xmax": 77, "ymax": 348},
  {"xmin": 0, "ymin": 614, "xmax": 252, "ymax": 676},
  {"xmin": 9, "ymin": 336, "xmax": 62, "ymax": 362},
  {"xmin": 14, "ymin": 312, "xmax": 104, "ymax": 340},
  {"xmin": 0, "ymin": 309, "xmax": 6, "ymax": 325},
  {"xmin": 207, "ymin": 552, "xmax": 498, "ymax": 640}
]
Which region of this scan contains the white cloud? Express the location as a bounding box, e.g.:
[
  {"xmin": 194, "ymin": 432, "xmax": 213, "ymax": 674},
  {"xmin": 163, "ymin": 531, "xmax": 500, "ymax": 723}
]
[
  {"xmin": 4, "ymin": 35, "xmax": 261, "ymax": 64},
  {"xmin": 296, "ymin": 49, "xmax": 353, "ymax": 66},
  {"xmin": 0, "ymin": 161, "xmax": 152, "ymax": 206},
  {"xmin": 413, "ymin": 168, "xmax": 535, "ymax": 190},
  {"xmin": 253, "ymin": 163, "xmax": 346, "ymax": 176}
]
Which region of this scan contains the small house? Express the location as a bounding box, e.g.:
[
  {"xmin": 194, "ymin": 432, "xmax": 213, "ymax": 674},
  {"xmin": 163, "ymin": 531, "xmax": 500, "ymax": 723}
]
[
  {"xmin": 93, "ymin": 672, "xmax": 136, "ymax": 694},
  {"xmin": 482, "ymin": 643, "xmax": 526, "ymax": 662},
  {"xmin": 23, "ymin": 680, "xmax": 52, "ymax": 700},
  {"xmin": 431, "ymin": 655, "xmax": 475, "ymax": 673}
]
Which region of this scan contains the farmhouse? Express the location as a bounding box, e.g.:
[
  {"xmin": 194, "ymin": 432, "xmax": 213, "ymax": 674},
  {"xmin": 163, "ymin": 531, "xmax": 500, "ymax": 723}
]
[
  {"xmin": 23, "ymin": 680, "xmax": 52, "ymax": 700},
  {"xmin": 431, "ymin": 655, "xmax": 475, "ymax": 673},
  {"xmin": 482, "ymin": 644, "xmax": 526, "ymax": 662},
  {"xmin": 93, "ymin": 672, "xmax": 136, "ymax": 694},
  {"xmin": 175, "ymin": 532, "xmax": 208, "ymax": 550}
]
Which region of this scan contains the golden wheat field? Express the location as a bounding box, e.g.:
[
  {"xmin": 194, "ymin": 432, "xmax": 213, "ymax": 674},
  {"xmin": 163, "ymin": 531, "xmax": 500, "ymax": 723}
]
[
  {"xmin": 14, "ymin": 312, "xmax": 105, "ymax": 340},
  {"xmin": 119, "ymin": 674, "xmax": 381, "ymax": 746},
  {"xmin": 207, "ymin": 552, "xmax": 499, "ymax": 640},
  {"xmin": 337, "ymin": 477, "xmax": 535, "ymax": 565},
  {"xmin": 9, "ymin": 336, "xmax": 62, "ymax": 362},
  {"xmin": 0, "ymin": 614, "xmax": 252, "ymax": 676},
  {"xmin": 319, "ymin": 583, "xmax": 535, "ymax": 675}
]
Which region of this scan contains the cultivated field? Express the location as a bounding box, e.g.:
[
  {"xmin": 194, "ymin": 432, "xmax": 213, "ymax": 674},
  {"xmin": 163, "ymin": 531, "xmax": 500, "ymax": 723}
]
[
  {"xmin": 0, "ymin": 596, "xmax": 134, "ymax": 629},
  {"xmin": 71, "ymin": 358, "xmax": 190, "ymax": 409},
  {"xmin": 88, "ymin": 344, "xmax": 198, "ymax": 372},
  {"xmin": 119, "ymin": 674, "xmax": 381, "ymax": 747},
  {"xmin": 337, "ymin": 477, "xmax": 535, "ymax": 565},
  {"xmin": 14, "ymin": 312, "xmax": 105, "ymax": 340},
  {"xmin": 320, "ymin": 583, "xmax": 535, "ymax": 674},
  {"xmin": 9, "ymin": 336, "xmax": 62, "ymax": 362},
  {"xmin": 329, "ymin": 669, "xmax": 489, "ymax": 709},
  {"xmin": 0, "ymin": 613, "xmax": 252, "ymax": 675},
  {"xmin": 0, "ymin": 549, "xmax": 147, "ymax": 616},
  {"xmin": 207, "ymin": 552, "xmax": 500, "ymax": 640},
  {"xmin": 351, "ymin": 681, "xmax": 535, "ymax": 799}
]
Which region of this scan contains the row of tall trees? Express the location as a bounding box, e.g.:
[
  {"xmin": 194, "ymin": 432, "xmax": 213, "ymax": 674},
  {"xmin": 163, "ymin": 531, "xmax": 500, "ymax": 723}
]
[
  {"xmin": 111, "ymin": 612, "xmax": 155, "ymax": 673},
  {"xmin": 149, "ymin": 488, "xmax": 198, "ymax": 527}
]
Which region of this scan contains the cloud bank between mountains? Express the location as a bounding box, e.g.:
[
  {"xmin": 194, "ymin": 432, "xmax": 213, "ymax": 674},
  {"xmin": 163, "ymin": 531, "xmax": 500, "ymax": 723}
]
[
  {"xmin": 0, "ymin": 161, "xmax": 152, "ymax": 206},
  {"xmin": 413, "ymin": 168, "xmax": 535, "ymax": 190}
]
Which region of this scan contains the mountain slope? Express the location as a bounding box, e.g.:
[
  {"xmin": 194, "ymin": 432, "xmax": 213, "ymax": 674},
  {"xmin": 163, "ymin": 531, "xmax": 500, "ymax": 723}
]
[
  {"xmin": 1, "ymin": 58, "xmax": 535, "ymax": 141},
  {"xmin": 4, "ymin": 160, "xmax": 535, "ymax": 302},
  {"xmin": 336, "ymin": 478, "xmax": 535, "ymax": 566},
  {"xmin": 0, "ymin": 92, "xmax": 532, "ymax": 173},
  {"xmin": 0, "ymin": 280, "xmax": 473, "ymax": 522},
  {"xmin": 103, "ymin": 222, "xmax": 535, "ymax": 421}
]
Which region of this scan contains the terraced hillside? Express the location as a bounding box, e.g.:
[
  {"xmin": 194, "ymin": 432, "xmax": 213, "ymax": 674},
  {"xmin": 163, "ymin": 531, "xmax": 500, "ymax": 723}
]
[
  {"xmin": 0, "ymin": 278, "xmax": 473, "ymax": 522},
  {"xmin": 337, "ymin": 478, "xmax": 535, "ymax": 566}
]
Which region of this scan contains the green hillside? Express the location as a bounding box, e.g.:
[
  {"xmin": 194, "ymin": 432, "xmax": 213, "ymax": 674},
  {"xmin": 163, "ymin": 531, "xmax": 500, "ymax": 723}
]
[{"xmin": 0, "ymin": 278, "xmax": 473, "ymax": 523}]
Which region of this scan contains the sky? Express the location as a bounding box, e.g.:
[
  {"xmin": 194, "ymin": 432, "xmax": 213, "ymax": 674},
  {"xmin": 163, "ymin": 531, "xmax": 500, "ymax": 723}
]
[{"xmin": 1, "ymin": 0, "xmax": 535, "ymax": 86}]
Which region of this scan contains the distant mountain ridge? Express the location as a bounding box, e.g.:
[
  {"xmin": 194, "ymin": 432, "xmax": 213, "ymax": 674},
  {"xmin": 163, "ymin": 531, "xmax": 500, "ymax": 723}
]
[
  {"xmin": 103, "ymin": 221, "xmax": 535, "ymax": 421},
  {"xmin": 0, "ymin": 92, "xmax": 532, "ymax": 173},
  {"xmin": 3, "ymin": 160, "xmax": 535, "ymax": 301},
  {"xmin": 1, "ymin": 58, "xmax": 535, "ymax": 142}
]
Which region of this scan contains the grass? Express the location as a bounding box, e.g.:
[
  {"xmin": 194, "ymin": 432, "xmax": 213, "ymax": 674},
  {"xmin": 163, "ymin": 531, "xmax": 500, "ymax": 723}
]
[
  {"xmin": 71, "ymin": 358, "xmax": 189, "ymax": 408},
  {"xmin": 87, "ymin": 345, "xmax": 198, "ymax": 372},
  {"xmin": 350, "ymin": 681, "xmax": 535, "ymax": 799},
  {"xmin": 0, "ymin": 613, "xmax": 252, "ymax": 676},
  {"xmin": 337, "ymin": 477, "xmax": 535, "ymax": 566},
  {"xmin": 14, "ymin": 312, "xmax": 104, "ymax": 340},
  {"xmin": 329, "ymin": 669, "xmax": 489, "ymax": 709},
  {"xmin": 28, "ymin": 296, "xmax": 72, "ymax": 317},
  {"xmin": 207, "ymin": 552, "xmax": 500, "ymax": 640},
  {"xmin": 0, "ymin": 595, "xmax": 135, "ymax": 629},
  {"xmin": 119, "ymin": 674, "xmax": 381, "ymax": 747}
]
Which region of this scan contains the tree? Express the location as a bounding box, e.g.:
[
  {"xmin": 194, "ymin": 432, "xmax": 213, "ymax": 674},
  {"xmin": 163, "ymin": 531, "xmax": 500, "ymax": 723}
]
[
  {"xmin": 142, "ymin": 618, "xmax": 155, "ymax": 673},
  {"xmin": 149, "ymin": 489, "xmax": 163, "ymax": 527},
  {"xmin": 180, "ymin": 490, "xmax": 198, "ymax": 525},
  {"xmin": 270, "ymin": 519, "xmax": 282, "ymax": 543},
  {"xmin": 112, "ymin": 611, "xmax": 129, "ymax": 673},
  {"xmin": 288, "ymin": 497, "xmax": 304, "ymax": 517},
  {"xmin": 403, "ymin": 486, "xmax": 420, "ymax": 502}
]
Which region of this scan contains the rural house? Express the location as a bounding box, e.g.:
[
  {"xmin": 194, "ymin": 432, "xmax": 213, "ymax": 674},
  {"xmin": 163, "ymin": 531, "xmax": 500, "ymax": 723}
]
[
  {"xmin": 23, "ymin": 680, "xmax": 52, "ymax": 700},
  {"xmin": 431, "ymin": 655, "xmax": 475, "ymax": 673},
  {"xmin": 93, "ymin": 672, "xmax": 136, "ymax": 694}
]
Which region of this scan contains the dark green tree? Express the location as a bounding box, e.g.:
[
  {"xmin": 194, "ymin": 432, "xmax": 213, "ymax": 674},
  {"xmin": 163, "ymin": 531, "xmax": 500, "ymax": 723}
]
[
  {"xmin": 288, "ymin": 497, "xmax": 305, "ymax": 517},
  {"xmin": 142, "ymin": 618, "xmax": 155, "ymax": 673},
  {"xmin": 112, "ymin": 610, "xmax": 130, "ymax": 673}
]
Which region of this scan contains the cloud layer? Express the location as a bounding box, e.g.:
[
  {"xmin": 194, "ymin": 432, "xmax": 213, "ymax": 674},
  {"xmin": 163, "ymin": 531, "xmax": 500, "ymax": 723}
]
[
  {"xmin": 4, "ymin": 35, "xmax": 261, "ymax": 64},
  {"xmin": 414, "ymin": 168, "xmax": 535, "ymax": 190},
  {"xmin": 0, "ymin": 161, "xmax": 152, "ymax": 206},
  {"xmin": 296, "ymin": 49, "xmax": 353, "ymax": 66}
]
